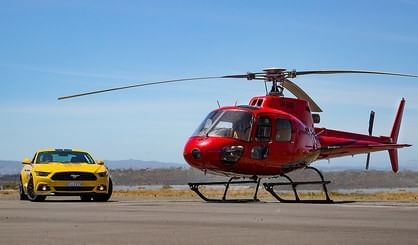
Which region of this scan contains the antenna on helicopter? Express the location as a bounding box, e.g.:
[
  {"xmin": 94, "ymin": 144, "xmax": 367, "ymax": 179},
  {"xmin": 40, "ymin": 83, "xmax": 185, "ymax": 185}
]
[{"xmin": 264, "ymin": 81, "xmax": 268, "ymax": 95}]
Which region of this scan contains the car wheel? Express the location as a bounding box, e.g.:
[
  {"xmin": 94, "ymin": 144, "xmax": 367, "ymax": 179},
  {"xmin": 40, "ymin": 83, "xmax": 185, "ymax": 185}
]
[
  {"xmin": 26, "ymin": 176, "xmax": 46, "ymax": 202},
  {"xmin": 93, "ymin": 178, "xmax": 113, "ymax": 202},
  {"xmin": 80, "ymin": 195, "xmax": 92, "ymax": 201},
  {"xmin": 19, "ymin": 178, "xmax": 28, "ymax": 201}
]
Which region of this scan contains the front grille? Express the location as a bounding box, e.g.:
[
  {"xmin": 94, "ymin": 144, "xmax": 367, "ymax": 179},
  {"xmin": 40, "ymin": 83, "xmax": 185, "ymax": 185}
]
[
  {"xmin": 54, "ymin": 186, "xmax": 95, "ymax": 192},
  {"xmin": 51, "ymin": 172, "xmax": 97, "ymax": 181}
]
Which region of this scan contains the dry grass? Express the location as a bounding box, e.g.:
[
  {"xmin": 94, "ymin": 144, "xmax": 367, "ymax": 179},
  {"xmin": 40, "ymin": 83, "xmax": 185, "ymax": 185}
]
[
  {"xmin": 113, "ymin": 189, "xmax": 197, "ymax": 200},
  {"xmin": 112, "ymin": 187, "xmax": 418, "ymax": 202},
  {"xmin": 0, "ymin": 190, "xmax": 19, "ymax": 200},
  {"xmin": 1, "ymin": 188, "xmax": 417, "ymax": 202}
]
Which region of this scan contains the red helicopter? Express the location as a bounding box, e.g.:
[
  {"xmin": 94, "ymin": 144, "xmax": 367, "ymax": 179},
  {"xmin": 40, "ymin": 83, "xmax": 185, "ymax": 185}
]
[{"xmin": 59, "ymin": 68, "xmax": 417, "ymax": 203}]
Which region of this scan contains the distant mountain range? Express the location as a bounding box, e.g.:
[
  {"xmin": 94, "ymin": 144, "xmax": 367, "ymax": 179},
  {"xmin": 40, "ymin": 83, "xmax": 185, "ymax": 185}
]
[
  {"xmin": 0, "ymin": 161, "xmax": 21, "ymax": 175},
  {"xmin": 0, "ymin": 159, "xmax": 185, "ymax": 176},
  {"xmin": 105, "ymin": 159, "xmax": 184, "ymax": 170}
]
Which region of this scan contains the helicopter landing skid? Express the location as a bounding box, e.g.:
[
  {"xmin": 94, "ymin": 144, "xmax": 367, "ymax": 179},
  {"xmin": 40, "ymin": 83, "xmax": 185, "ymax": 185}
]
[
  {"xmin": 263, "ymin": 166, "xmax": 333, "ymax": 203},
  {"xmin": 188, "ymin": 177, "xmax": 261, "ymax": 203}
]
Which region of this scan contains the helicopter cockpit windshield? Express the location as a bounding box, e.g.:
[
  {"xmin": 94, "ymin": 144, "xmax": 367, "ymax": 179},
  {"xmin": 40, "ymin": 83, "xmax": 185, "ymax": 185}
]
[{"xmin": 193, "ymin": 110, "xmax": 253, "ymax": 141}]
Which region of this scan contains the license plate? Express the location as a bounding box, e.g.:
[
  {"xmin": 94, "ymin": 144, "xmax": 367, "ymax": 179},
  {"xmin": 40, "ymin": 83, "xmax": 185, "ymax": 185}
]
[{"xmin": 67, "ymin": 182, "xmax": 82, "ymax": 187}]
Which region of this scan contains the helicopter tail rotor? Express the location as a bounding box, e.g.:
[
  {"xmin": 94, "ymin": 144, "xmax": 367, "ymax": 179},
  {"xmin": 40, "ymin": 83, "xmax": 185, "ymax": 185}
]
[{"xmin": 365, "ymin": 110, "xmax": 375, "ymax": 170}]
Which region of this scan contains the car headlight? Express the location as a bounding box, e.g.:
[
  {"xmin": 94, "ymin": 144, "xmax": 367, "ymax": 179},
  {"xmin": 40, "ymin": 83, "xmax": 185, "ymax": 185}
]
[
  {"xmin": 35, "ymin": 171, "xmax": 50, "ymax": 177},
  {"xmin": 221, "ymin": 145, "xmax": 244, "ymax": 164},
  {"xmin": 97, "ymin": 171, "xmax": 108, "ymax": 177}
]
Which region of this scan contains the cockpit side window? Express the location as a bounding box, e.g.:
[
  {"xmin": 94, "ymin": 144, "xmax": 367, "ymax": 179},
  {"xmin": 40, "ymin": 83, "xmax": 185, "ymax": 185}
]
[
  {"xmin": 194, "ymin": 110, "xmax": 253, "ymax": 141},
  {"xmin": 256, "ymin": 116, "xmax": 271, "ymax": 141},
  {"xmin": 276, "ymin": 118, "xmax": 292, "ymax": 142},
  {"xmin": 192, "ymin": 110, "xmax": 222, "ymax": 137}
]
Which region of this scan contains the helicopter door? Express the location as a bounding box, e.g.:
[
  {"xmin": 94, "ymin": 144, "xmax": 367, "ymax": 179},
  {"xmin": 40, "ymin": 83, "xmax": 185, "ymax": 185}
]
[
  {"xmin": 266, "ymin": 118, "xmax": 294, "ymax": 164},
  {"xmin": 275, "ymin": 118, "xmax": 292, "ymax": 142},
  {"xmin": 251, "ymin": 116, "xmax": 272, "ymax": 160}
]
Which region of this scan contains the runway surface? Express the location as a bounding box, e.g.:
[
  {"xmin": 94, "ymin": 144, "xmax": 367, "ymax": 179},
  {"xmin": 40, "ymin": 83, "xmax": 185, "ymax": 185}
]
[{"xmin": 1, "ymin": 198, "xmax": 418, "ymax": 245}]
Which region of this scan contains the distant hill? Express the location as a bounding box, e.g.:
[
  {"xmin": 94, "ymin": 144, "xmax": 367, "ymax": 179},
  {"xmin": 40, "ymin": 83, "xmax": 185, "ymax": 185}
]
[
  {"xmin": 0, "ymin": 161, "xmax": 21, "ymax": 175},
  {"xmin": 105, "ymin": 159, "xmax": 184, "ymax": 170},
  {"xmin": 0, "ymin": 159, "xmax": 184, "ymax": 176},
  {"xmin": 313, "ymin": 159, "xmax": 418, "ymax": 172}
]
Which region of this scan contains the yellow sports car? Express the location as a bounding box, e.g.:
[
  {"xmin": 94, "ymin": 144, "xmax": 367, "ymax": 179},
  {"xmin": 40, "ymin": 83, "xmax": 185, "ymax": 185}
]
[{"xmin": 19, "ymin": 148, "xmax": 112, "ymax": 202}]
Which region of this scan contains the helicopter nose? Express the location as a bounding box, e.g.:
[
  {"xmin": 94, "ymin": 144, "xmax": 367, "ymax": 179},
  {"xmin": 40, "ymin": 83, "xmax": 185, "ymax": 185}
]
[
  {"xmin": 183, "ymin": 142, "xmax": 202, "ymax": 166},
  {"xmin": 183, "ymin": 137, "xmax": 245, "ymax": 169},
  {"xmin": 183, "ymin": 147, "xmax": 202, "ymax": 162},
  {"xmin": 183, "ymin": 137, "xmax": 212, "ymax": 168}
]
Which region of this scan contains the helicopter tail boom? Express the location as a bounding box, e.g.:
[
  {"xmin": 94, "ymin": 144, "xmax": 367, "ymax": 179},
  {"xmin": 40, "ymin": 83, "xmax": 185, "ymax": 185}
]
[{"xmin": 315, "ymin": 98, "xmax": 410, "ymax": 172}]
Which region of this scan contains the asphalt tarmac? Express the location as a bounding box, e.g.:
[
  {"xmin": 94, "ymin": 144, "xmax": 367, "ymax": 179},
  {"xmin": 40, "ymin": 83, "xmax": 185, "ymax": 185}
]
[{"xmin": 1, "ymin": 197, "xmax": 418, "ymax": 245}]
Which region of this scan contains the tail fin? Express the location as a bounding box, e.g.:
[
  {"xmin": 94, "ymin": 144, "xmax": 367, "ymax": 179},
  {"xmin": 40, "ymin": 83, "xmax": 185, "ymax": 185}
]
[{"xmin": 388, "ymin": 98, "xmax": 406, "ymax": 173}]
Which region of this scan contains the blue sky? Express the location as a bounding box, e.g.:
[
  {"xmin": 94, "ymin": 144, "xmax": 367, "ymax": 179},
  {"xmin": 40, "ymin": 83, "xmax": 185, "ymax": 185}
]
[{"xmin": 1, "ymin": 1, "xmax": 418, "ymax": 170}]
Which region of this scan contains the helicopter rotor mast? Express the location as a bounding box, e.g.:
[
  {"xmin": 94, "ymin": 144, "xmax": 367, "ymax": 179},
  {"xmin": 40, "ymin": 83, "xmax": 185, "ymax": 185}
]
[
  {"xmin": 222, "ymin": 68, "xmax": 289, "ymax": 96},
  {"xmin": 223, "ymin": 68, "xmax": 321, "ymax": 111}
]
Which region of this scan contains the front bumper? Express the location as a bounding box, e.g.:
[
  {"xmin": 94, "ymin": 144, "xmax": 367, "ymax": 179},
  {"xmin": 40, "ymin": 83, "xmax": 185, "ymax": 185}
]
[{"xmin": 33, "ymin": 176, "xmax": 110, "ymax": 196}]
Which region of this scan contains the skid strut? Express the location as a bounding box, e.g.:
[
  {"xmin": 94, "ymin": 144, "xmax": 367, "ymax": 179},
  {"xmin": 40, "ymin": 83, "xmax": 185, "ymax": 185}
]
[
  {"xmin": 189, "ymin": 177, "xmax": 261, "ymax": 202},
  {"xmin": 263, "ymin": 166, "xmax": 333, "ymax": 203}
]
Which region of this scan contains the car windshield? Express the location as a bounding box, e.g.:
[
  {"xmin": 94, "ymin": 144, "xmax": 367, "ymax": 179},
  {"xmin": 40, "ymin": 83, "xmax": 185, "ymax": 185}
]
[
  {"xmin": 35, "ymin": 151, "xmax": 95, "ymax": 164},
  {"xmin": 193, "ymin": 110, "xmax": 253, "ymax": 141}
]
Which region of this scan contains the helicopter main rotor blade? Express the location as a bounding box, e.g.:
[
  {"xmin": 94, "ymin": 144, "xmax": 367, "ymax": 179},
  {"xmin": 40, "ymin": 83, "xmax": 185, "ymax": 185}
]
[
  {"xmin": 58, "ymin": 68, "xmax": 418, "ymax": 101},
  {"xmin": 294, "ymin": 70, "xmax": 418, "ymax": 78},
  {"xmin": 282, "ymin": 79, "xmax": 322, "ymax": 112},
  {"xmin": 58, "ymin": 76, "xmax": 225, "ymax": 100}
]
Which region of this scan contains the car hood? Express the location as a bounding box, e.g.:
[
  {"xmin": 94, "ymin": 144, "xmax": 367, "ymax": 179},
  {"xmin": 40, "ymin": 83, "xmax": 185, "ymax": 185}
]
[{"xmin": 32, "ymin": 163, "xmax": 105, "ymax": 173}]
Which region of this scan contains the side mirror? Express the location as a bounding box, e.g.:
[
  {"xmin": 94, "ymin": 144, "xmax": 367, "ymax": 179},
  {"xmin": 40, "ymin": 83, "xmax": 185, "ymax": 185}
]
[
  {"xmin": 96, "ymin": 160, "xmax": 105, "ymax": 165},
  {"xmin": 22, "ymin": 158, "xmax": 32, "ymax": 165}
]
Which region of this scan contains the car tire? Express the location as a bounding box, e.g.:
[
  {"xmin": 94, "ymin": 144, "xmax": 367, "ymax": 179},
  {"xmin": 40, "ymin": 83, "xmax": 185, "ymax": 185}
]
[
  {"xmin": 80, "ymin": 195, "xmax": 92, "ymax": 201},
  {"xmin": 19, "ymin": 177, "xmax": 28, "ymax": 201},
  {"xmin": 93, "ymin": 178, "xmax": 113, "ymax": 202},
  {"xmin": 26, "ymin": 176, "xmax": 46, "ymax": 202}
]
